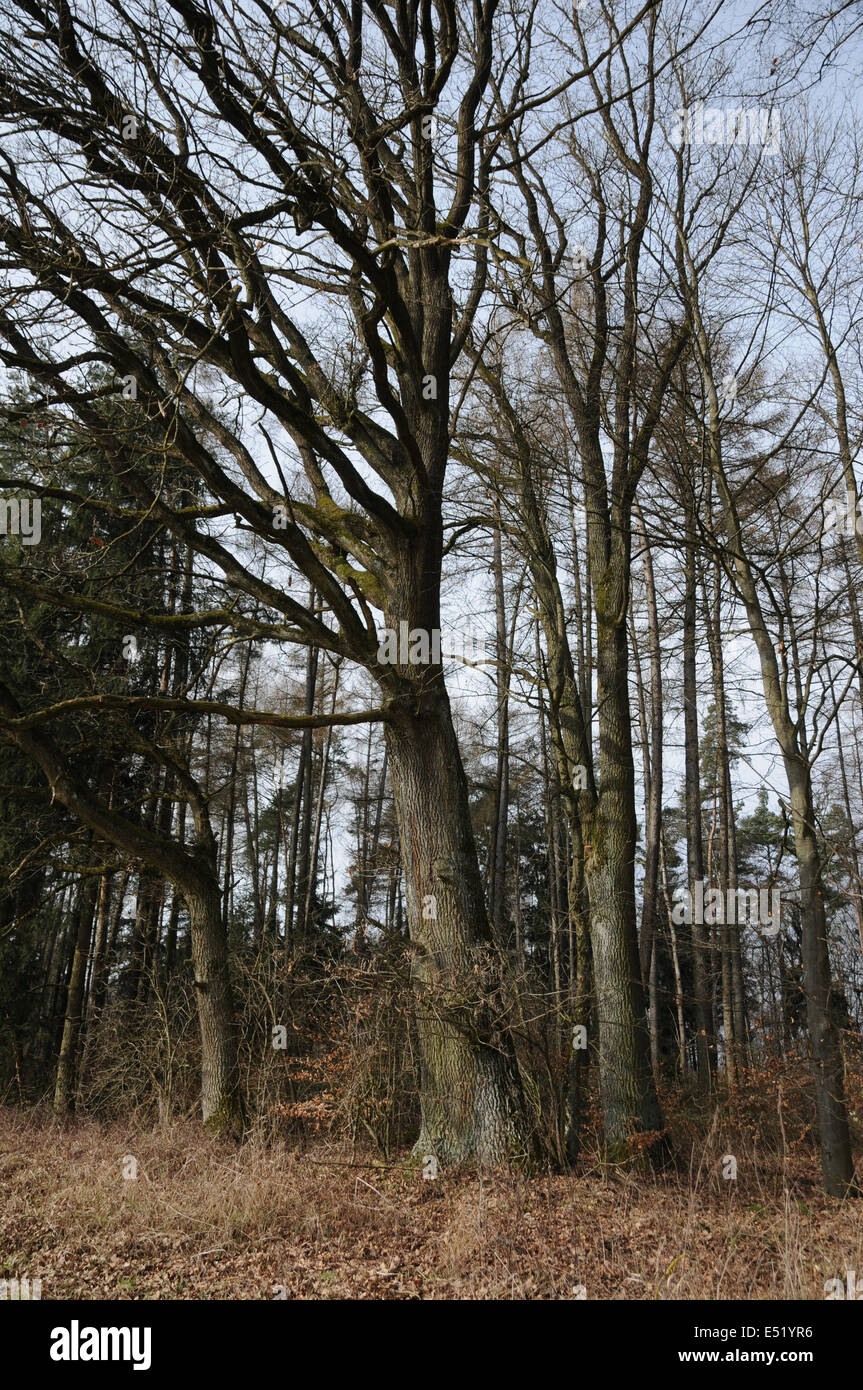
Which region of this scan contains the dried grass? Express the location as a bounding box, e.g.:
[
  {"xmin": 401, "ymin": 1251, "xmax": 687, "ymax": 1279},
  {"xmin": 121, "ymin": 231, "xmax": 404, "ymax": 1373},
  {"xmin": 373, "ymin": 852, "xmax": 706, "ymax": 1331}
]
[{"xmin": 1, "ymin": 1086, "xmax": 861, "ymax": 1300}]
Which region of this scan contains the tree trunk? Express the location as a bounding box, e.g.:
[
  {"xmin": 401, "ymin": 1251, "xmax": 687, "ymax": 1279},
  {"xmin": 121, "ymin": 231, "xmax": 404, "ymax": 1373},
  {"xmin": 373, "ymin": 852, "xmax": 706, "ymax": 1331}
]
[
  {"xmin": 296, "ymin": 606, "xmax": 319, "ymax": 947},
  {"xmin": 836, "ymin": 728, "xmax": 863, "ymax": 958},
  {"xmin": 490, "ymin": 507, "xmax": 510, "ymax": 939},
  {"xmin": 187, "ymin": 881, "xmax": 244, "ymax": 1135},
  {"xmin": 384, "ymin": 687, "xmax": 532, "ymax": 1164},
  {"xmin": 634, "ymin": 504, "xmax": 663, "ymax": 995},
  {"xmin": 704, "ymin": 545, "xmax": 746, "ymax": 1076},
  {"xmin": 683, "ymin": 495, "xmax": 715, "ymax": 1087},
  {"xmin": 77, "ymin": 870, "xmax": 114, "ymax": 1098},
  {"xmin": 53, "ymin": 875, "xmax": 98, "ymax": 1114},
  {"xmin": 787, "ymin": 764, "xmax": 855, "ymax": 1195},
  {"xmin": 583, "ymin": 606, "xmax": 666, "ymax": 1162}
]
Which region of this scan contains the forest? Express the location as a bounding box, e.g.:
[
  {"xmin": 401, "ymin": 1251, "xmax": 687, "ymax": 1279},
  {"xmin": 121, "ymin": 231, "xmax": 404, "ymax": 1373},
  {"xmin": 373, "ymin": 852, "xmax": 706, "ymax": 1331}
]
[{"xmin": 1, "ymin": 0, "xmax": 862, "ymax": 1308}]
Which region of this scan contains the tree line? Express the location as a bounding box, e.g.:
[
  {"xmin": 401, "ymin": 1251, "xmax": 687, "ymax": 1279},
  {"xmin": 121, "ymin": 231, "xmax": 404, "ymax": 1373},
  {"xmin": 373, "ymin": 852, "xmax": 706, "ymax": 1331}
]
[{"xmin": 0, "ymin": 0, "xmax": 861, "ymax": 1196}]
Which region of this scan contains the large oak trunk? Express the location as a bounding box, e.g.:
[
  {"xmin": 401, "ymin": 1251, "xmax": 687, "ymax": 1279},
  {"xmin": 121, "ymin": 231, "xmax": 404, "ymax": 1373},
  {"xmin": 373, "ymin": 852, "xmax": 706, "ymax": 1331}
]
[{"xmin": 384, "ymin": 687, "xmax": 532, "ymax": 1164}]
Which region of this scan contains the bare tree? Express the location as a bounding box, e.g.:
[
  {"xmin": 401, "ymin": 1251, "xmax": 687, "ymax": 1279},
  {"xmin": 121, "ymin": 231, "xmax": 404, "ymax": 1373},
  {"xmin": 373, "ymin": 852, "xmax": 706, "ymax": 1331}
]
[{"xmin": 0, "ymin": 0, "xmax": 560, "ymax": 1161}]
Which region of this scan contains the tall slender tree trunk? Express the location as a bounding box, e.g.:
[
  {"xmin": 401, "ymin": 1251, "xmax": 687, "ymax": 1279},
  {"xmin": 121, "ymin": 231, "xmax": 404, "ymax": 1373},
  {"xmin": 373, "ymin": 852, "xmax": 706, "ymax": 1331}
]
[
  {"xmin": 704, "ymin": 544, "xmax": 746, "ymax": 1075},
  {"xmin": 54, "ymin": 874, "xmax": 98, "ymax": 1114},
  {"xmin": 77, "ymin": 870, "xmax": 114, "ymax": 1097},
  {"xmin": 683, "ymin": 491, "xmax": 715, "ymax": 1087},
  {"xmin": 788, "ymin": 763, "xmax": 855, "ymax": 1194},
  {"xmin": 296, "ymin": 605, "xmax": 319, "ymax": 947},
  {"xmin": 490, "ymin": 508, "xmax": 510, "ymax": 940},
  {"xmin": 583, "ymin": 607, "xmax": 665, "ymax": 1161},
  {"xmin": 221, "ymin": 641, "xmax": 253, "ymax": 938},
  {"xmin": 284, "ymin": 614, "xmax": 318, "ymax": 955},
  {"xmin": 629, "ymin": 587, "xmax": 659, "ymax": 1072},
  {"xmin": 661, "ymin": 831, "xmax": 688, "ymax": 1074},
  {"xmin": 304, "ymin": 714, "xmax": 336, "ymax": 937},
  {"xmin": 836, "ymin": 730, "xmax": 863, "ymax": 957},
  {"xmin": 164, "ymin": 805, "xmax": 185, "ymax": 977},
  {"xmin": 681, "ymin": 270, "xmax": 856, "ymax": 1193},
  {"xmin": 187, "ymin": 879, "xmax": 244, "ymax": 1134},
  {"xmin": 634, "ymin": 504, "xmax": 663, "ymax": 998},
  {"xmin": 495, "ymin": 409, "xmax": 593, "ymax": 1161}
]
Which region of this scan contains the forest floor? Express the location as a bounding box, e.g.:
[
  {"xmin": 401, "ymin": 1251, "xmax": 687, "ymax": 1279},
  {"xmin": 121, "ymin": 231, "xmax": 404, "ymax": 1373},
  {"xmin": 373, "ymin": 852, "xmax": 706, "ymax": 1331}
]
[{"xmin": 2, "ymin": 1077, "xmax": 862, "ymax": 1300}]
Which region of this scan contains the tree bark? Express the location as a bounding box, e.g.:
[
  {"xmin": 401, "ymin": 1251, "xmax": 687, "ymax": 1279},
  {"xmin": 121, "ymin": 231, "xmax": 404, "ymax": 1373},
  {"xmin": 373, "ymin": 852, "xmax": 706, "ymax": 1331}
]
[
  {"xmin": 384, "ymin": 686, "xmax": 532, "ymax": 1164},
  {"xmin": 583, "ymin": 600, "xmax": 666, "ymax": 1160},
  {"xmin": 187, "ymin": 881, "xmax": 244, "ymax": 1133},
  {"xmin": 77, "ymin": 869, "xmax": 114, "ymax": 1097},
  {"xmin": 634, "ymin": 503, "xmax": 663, "ymax": 995},
  {"xmin": 683, "ymin": 490, "xmax": 715, "ymax": 1086},
  {"xmin": 489, "ymin": 506, "xmax": 511, "ymax": 940},
  {"xmin": 53, "ymin": 874, "xmax": 98, "ymax": 1115},
  {"xmin": 788, "ymin": 762, "xmax": 855, "ymax": 1194}
]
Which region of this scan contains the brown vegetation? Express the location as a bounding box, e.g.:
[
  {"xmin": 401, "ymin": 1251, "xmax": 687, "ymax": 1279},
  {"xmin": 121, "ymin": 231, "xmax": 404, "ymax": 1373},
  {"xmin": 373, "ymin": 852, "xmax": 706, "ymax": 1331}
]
[{"xmin": 2, "ymin": 1063, "xmax": 860, "ymax": 1300}]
